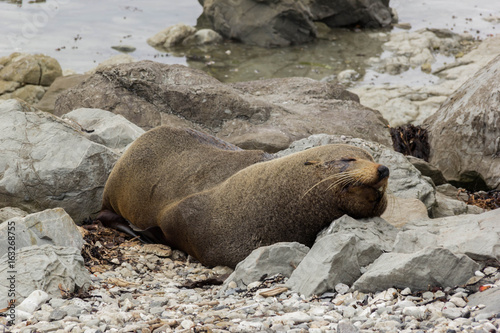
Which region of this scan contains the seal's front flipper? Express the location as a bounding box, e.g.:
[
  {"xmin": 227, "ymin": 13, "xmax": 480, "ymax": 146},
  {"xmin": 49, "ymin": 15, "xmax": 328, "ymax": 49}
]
[
  {"xmin": 96, "ymin": 209, "xmax": 169, "ymax": 244},
  {"xmin": 131, "ymin": 225, "xmax": 169, "ymax": 244}
]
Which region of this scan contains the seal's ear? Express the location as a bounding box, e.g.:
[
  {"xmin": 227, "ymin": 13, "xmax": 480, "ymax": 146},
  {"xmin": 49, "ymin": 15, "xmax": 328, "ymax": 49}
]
[{"xmin": 304, "ymin": 160, "xmax": 321, "ymax": 166}]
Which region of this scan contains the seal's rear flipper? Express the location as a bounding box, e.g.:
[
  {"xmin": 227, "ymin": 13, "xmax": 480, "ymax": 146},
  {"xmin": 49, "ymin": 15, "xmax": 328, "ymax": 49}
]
[{"xmin": 96, "ymin": 209, "xmax": 168, "ymax": 244}]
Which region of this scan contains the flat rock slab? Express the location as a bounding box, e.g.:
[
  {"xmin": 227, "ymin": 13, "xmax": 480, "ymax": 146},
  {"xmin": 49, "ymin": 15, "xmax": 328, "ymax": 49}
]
[
  {"xmin": 54, "ymin": 61, "xmax": 392, "ymax": 153},
  {"xmin": 352, "ymin": 247, "xmax": 479, "ymax": 293},
  {"xmin": 393, "ymin": 209, "xmax": 500, "ymax": 264}
]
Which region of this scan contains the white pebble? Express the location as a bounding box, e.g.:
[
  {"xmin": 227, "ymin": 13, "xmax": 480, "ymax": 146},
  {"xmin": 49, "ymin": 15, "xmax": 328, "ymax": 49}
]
[
  {"xmin": 180, "ymin": 319, "xmax": 194, "ymax": 329},
  {"xmin": 335, "ymin": 283, "xmax": 350, "ymax": 295},
  {"xmin": 402, "ymin": 306, "xmax": 427, "ymax": 320},
  {"xmin": 449, "ymin": 296, "xmax": 467, "ymax": 308},
  {"xmin": 483, "ymin": 266, "xmax": 498, "ymax": 275},
  {"xmin": 400, "ymin": 287, "xmax": 412, "ymax": 295},
  {"xmin": 475, "ymin": 270, "xmax": 485, "ymax": 277}
]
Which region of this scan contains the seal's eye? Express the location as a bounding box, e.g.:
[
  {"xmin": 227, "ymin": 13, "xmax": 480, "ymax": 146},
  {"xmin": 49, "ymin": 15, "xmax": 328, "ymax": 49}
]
[{"xmin": 340, "ymin": 158, "xmax": 356, "ymax": 162}]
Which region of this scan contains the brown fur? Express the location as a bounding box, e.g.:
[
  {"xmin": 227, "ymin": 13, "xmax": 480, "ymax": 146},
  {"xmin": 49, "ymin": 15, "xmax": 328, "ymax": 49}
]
[{"xmin": 99, "ymin": 126, "xmax": 388, "ymax": 268}]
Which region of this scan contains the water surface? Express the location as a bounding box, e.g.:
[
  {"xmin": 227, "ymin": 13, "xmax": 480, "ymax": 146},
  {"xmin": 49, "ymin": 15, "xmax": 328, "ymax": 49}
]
[{"xmin": 0, "ymin": 0, "xmax": 498, "ymax": 85}]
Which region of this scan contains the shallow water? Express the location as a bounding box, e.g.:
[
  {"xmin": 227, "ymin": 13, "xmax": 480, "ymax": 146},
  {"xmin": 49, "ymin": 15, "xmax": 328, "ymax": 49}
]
[{"xmin": 0, "ymin": 0, "xmax": 499, "ymax": 85}]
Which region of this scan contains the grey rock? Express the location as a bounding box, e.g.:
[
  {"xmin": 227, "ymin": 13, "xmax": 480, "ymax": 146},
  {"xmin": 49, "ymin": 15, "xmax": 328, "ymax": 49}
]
[
  {"xmin": 442, "ymin": 307, "xmax": 463, "ymax": 320},
  {"xmin": 182, "ymin": 29, "xmax": 223, "ymax": 45},
  {"xmin": 406, "ymin": 156, "xmax": 447, "ymax": 186},
  {"xmin": 147, "ymin": 23, "xmax": 196, "ymax": 48},
  {"xmin": 317, "ymin": 215, "xmax": 398, "ymax": 255},
  {"xmin": 431, "ymin": 192, "xmax": 484, "ymax": 218},
  {"xmin": 287, "ymin": 234, "xmax": 363, "ymax": 298},
  {"xmin": 338, "ymin": 321, "xmax": 360, "ymax": 333},
  {"xmin": 277, "ymin": 134, "xmax": 436, "ymax": 210},
  {"xmin": 35, "ymin": 74, "xmax": 89, "ymax": 113},
  {"xmin": 202, "ymin": 0, "xmax": 316, "ymax": 47},
  {"xmin": 201, "ymin": 0, "xmax": 392, "ymax": 47},
  {"xmin": 111, "ymin": 45, "xmax": 136, "ymax": 53},
  {"xmin": 311, "ymin": 0, "xmax": 393, "ymax": 29},
  {"xmin": 0, "ymin": 52, "xmax": 62, "ymax": 86},
  {"xmin": 288, "ymin": 216, "xmax": 399, "ymax": 297},
  {"xmin": 3, "ymin": 84, "xmax": 46, "ymax": 105},
  {"xmin": 468, "ymin": 287, "xmax": 500, "ymax": 318},
  {"xmin": 54, "ymin": 61, "xmax": 392, "ymax": 153},
  {"xmin": 0, "ymin": 207, "xmax": 28, "ymax": 223},
  {"xmin": 62, "ymin": 108, "xmax": 145, "ymax": 152},
  {"xmin": 392, "ymin": 209, "xmax": 500, "ymax": 263},
  {"xmin": 424, "ymin": 53, "xmax": 500, "ymax": 190},
  {"xmin": 352, "ymin": 247, "xmax": 479, "ymax": 293},
  {"xmin": 0, "ymin": 244, "xmax": 91, "ymax": 308},
  {"xmin": 0, "ymin": 99, "xmax": 119, "ymax": 221},
  {"xmin": 0, "ymin": 208, "xmax": 84, "ymax": 258},
  {"xmin": 60, "ymin": 304, "xmax": 84, "ymax": 317},
  {"xmin": 381, "ymin": 196, "xmax": 429, "ymax": 228},
  {"xmin": 220, "ymin": 242, "xmax": 309, "ymax": 293},
  {"xmin": 49, "ymin": 308, "xmax": 68, "ymax": 321}
]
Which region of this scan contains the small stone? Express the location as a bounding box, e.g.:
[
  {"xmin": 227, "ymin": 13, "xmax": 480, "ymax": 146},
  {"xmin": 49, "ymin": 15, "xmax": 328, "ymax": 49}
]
[
  {"xmin": 335, "ymin": 283, "xmax": 350, "ymax": 295},
  {"xmin": 274, "ymin": 311, "xmax": 312, "ymax": 324},
  {"xmin": 401, "ymin": 287, "xmax": 412, "ymax": 295},
  {"xmin": 49, "ymin": 309, "xmax": 68, "ymax": 321},
  {"xmin": 483, "ymin": 267, "xmax": 498, "ymax": 275},
  {"xmin": 402, "ymin": 306, "xmax": 427, "ymax": 320},
  {"xmin": 442, "ymin": 307, "xmax": 462, "ymax": 319},
  {"xmin": 180, "ymin": 319, "xmax": 194, "ymax": 330},
  {"xmin": 338, "ymin": 321, "xmax": 360, "ymax": 333},
  {"xmin": 475, "ymin": 270, "xmax": 485, "ymax": 277},
  {"xmin": 449, "ymin": 297, "xmax": 467, "ymax": 308},
  {"xmin": 111, "ymin": 45, "xmax": 136, "ymax": 53},
  {"xmin": 227, "ymin": 281, "xmax": 237, "ymax": 289},
  {"xmin": 342, "ymin": 306, "xmax": 356, "ymax": 318},
  {"xmin": 395, "ymin": 300, "xmax": 415, "ymax": 309},
  {"xmin": 422, "ymin": 291, "xmax": 434, "ymax": 300},
  {"xmin": 247, "ymin": 281, "xmax": 262, "ymax": 289}
]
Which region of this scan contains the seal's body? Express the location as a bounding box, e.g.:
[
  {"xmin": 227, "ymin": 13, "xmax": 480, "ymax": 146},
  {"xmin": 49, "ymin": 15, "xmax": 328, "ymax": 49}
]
[{"xmin": 98, "ymin": 126, "xmax": 389, "ymax": 268}]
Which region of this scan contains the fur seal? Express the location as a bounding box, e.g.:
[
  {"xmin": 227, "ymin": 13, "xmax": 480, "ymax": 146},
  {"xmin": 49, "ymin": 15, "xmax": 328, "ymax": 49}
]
[{"xmin": 98, "ymin": 126, "xmax": 389, "ymax": 268}]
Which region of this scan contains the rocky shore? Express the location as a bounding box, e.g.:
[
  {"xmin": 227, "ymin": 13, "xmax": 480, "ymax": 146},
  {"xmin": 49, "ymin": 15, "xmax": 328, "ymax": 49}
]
[{"xmin": 1, "ymin": 8, "xmax": 500, "ymax": 333}]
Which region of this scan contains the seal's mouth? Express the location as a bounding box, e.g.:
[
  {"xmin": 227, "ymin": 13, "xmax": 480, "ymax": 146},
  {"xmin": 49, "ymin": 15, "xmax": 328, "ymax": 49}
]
[{"xmin": 370, "ymin": 178, "xmax": 388, "ymax": 194}]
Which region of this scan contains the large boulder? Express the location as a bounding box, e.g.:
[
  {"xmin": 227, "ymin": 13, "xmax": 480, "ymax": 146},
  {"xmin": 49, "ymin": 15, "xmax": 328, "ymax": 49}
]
[
  {"xmin": 423, "ymin": 54, "xmax": 500, "ymax": 190},
  {"xmin": 0, "ymin": 244, "xmax": 91, "ymax": 308},
  {"xmin": 62, "ymin": 108, "xmax": 145, "ymax": 152},
  {"xmin": 0, "ymin": 99, "xmax": 119, "ymax": 222},
  {"xmin": 220, "ymin": 242, "xmax": 310, "ymax": 294},
  {"xmin": 200, "ymin": 0, "xmax": 392, "ymax": 47},
  {"xmin": 287, "ymin": 216, "xmax": 399, "ymax": 297},
  {"xmin": 34, "ymin": 74, "xmax": 89, "ymax": 113},
  {"xmin": 54, "ymin": 61, "xmax": 392, "ymax": 152},
  {"xmin": 0, "ymin": 53, "xmax": 62, "ymax": 105},
  {"xmin": 0, "ymin": 208, "xmax": 84, "ymax": 258}
]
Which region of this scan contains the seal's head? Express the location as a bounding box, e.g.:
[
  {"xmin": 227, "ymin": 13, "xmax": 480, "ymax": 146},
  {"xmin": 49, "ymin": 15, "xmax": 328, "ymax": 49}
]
[{"xmin": 302, "ymin": 145, "xmax": 389, "ymax": 218}]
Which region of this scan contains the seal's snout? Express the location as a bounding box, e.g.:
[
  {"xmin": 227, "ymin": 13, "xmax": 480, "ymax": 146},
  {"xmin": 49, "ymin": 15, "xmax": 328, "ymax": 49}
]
[{"xmin": 377, "ymin": 165, "xmax": 390, "ymax": 180}]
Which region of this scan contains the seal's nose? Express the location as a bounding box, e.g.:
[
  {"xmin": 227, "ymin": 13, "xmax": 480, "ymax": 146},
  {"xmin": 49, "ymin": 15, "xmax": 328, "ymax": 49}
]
[{"xmin": 377, "ymin": 165, "xmax": 390, "ymax": 180}]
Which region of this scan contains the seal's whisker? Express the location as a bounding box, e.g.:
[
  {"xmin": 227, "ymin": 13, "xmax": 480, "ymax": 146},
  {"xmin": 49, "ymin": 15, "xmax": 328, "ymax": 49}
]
[{"xmin": 301, "ymin": 172, "xmax": 352, "ymax": 198}]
